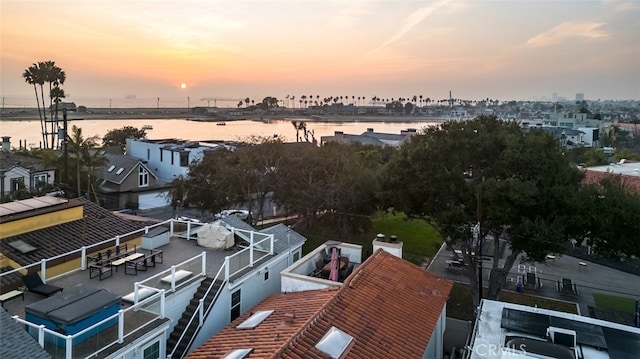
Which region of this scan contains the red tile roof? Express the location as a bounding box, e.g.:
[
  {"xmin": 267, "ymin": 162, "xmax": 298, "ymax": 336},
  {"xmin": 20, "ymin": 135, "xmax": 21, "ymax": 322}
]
[
  {"xmin": 188, "ymin": 249, "xmax": 453, "ymax": 359},
  {"xmin": 583, "ymin": 170, "xmax": 640, "ymax": 193},
  {"xmin": 187, "ymin": 289, "xmax": 339, "ymax": 358}
]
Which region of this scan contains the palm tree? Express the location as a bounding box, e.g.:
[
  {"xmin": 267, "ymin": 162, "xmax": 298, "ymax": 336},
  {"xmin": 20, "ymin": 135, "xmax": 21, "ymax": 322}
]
[
  {"xmin": 245, "ymin": 97, "xmax": 250, "ymax": 107},
  {"xmin": 67, "ymin": 125, "xmax": 104, "ymax": 199},
  {"xmin": 36, "ymin": 61, "xmax": 66, "ymax": 149},
  {"xmin": 23, "ymin": 64, "xmax": 46, "ymax": 146},
  {"xmin": 50, "ymin": 86, "xmax": 66, "ymax": 149}
]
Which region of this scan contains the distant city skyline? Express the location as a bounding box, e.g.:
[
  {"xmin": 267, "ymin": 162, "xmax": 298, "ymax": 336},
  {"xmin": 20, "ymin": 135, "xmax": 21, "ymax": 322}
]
[{"xmin": 1, "ymin": 0, "xmax": 639, "ymax": 104}]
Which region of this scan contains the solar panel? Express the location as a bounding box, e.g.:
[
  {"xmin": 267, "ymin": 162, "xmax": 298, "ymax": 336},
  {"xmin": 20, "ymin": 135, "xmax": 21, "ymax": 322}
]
[
  {"xmin": 0, "ymin": 196, "xmax": 68, "ymax": 217},
  {"xmin": 501, "ymin": 308, "xmax": 550, "ymax": 338},
  {"xmin": 602, "ymin": 327, "xmax": 640, "ymax": 359},
  {"xmin": 550, "ymin": 317, "xmax": 607, "ymax": 349}
]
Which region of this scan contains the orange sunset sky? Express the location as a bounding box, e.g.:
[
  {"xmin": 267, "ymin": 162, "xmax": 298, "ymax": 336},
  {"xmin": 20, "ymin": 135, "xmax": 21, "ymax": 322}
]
[{"xmin": 1, "ymin": 0, "xmax": 639, "ymax": 106}]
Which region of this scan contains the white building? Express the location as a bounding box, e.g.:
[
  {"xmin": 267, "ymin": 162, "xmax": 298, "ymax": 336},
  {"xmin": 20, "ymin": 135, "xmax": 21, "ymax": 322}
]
[
  {"xmin": 466, "ymin": 299, "xmax": 640, "ymax": 359},
  {"xmin": 126, "ymin": 138, "xmax": 233, "ymax": 182}
]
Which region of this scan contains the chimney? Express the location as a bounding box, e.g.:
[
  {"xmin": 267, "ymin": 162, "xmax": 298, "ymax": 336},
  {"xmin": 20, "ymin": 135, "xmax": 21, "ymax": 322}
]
[
  {"xmin": 335, "ymin": 131, "xmax": 343, "ymax": 138},
  {"xmin": 284, "ymin": 311, "xmax": 295, "ymax": 324},
  {"xmin": 372, "ymin": 233, "xmax": 403, "ymax": 258},
  {"xmin": 367, "ymin": 128, "xmax": 374, "ymax": 133},
  {"xmin": 1, "ymin": 136, "xmax": 10, "ymax": 152}
]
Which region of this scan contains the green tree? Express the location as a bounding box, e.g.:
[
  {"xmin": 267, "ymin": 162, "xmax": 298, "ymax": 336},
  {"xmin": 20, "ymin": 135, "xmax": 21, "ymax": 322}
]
[
  {"xmin": 580, "ymin": 177, "xmax": 640, "ymax": 258},
  {"xmin": 102, "ymin": 126, "xmax": 147, "ymax": 154},
  {"xmin": 382, "ymin": 115, "xmax": 583, "ymax": 308},
  {"xmin": 67, "ymin": 125, "xmax": 105, "ymax": 199}
]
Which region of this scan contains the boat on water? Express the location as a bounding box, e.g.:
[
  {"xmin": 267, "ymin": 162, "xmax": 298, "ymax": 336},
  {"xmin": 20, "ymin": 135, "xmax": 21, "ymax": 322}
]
[
  {"xmin": 142, "ymin": 124, "xmax": 153, "ymax": 130},
  {"xmin": 216, "ymin": 122, "xmax": 226, "ymax": 126}
]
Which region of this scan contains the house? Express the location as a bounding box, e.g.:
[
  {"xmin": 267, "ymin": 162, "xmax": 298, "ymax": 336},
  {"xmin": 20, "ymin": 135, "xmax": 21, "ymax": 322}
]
[
  {"xmin": 0, "ymin": 196, "xmax": 306, "ymax": 358},
  {"xmin": 0, "ymin": 196, "xmax": 152, "ymax": 292},
  {"xmin": 583, "ymin": 162, "xmax": 640, "ymax": 193},
  {"xmin": 466, "ymin": 299, "xmax": 640, "ymax": 359},
  {"xmin": 189, "ymin": 248, "xmax": 453, "ymax": 358},
  {"xmin": 0, "ymin": 137, "xmax": 56, "ymax": 198},
  {"xmin": 320, "ymin": 128, "xmax": 416, "ymax": 147},
  {"xmin": 538, "ymin": 127, "xmax": 585, "ymax": 147},
  {"xmin": 126, "ymin": 138, "xmax": 235, "ymax": 182},
  {"xmin": 98, "ymin": 152, "xmax": 169, "ymax": 210},
  {"xmin": 0, "ymin": 309, "xmax": 50, "ymax": 359}
]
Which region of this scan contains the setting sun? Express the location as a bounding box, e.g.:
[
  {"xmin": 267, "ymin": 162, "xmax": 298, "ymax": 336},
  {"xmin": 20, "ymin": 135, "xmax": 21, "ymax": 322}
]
[{"xmin": 180, "ymin": 83, "xmax": 187, "ymax": 89}]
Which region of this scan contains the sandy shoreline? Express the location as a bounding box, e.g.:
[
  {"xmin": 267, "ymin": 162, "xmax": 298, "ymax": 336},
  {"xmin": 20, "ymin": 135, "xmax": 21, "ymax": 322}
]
[{"xmin": 0, "ymin": 107, "xmax": 448, "ymax": 123}]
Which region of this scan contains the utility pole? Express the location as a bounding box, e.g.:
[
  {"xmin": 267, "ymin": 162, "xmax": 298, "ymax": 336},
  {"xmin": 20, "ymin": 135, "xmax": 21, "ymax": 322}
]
[
  {"xmin": 63, "ymin": 108, "xmax": 69, "ymax": 193},
  {"xmin": 476, "ymin": 182, "xmax": 483, "ymax": 302}
]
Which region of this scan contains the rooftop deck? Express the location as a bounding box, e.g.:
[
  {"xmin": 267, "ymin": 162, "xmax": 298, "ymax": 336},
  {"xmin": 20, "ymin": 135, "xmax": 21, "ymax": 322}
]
[{"xmin": 1, "ymin": 219, "xmax": 274, "ymax": 358}]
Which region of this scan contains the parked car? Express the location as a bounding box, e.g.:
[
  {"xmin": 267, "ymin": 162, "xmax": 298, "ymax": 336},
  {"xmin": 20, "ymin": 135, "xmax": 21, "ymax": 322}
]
[{"xmin": 215, "ymin": 209, "xmax": 250, "ymax": 220}]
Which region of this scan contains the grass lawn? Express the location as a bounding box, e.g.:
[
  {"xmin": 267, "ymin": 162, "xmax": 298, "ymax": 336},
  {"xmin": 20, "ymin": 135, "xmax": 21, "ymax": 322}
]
[
  {"xmin": 299, "ymin": 212, "xmax": 442, "ymax": 265},
  {"xmin": 447, "ymin": 282, "xmax": 579, "ymax": 321},
  {"xmin": 593, "ymin": 293, "xmax": 638, "ymax": 314}
]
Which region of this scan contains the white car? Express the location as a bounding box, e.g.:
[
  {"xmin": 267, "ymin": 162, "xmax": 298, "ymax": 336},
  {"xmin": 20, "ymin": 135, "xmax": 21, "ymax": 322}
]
[{"xmin": 215, "ymin": 209, "xmax": 250, "ymax": 220}]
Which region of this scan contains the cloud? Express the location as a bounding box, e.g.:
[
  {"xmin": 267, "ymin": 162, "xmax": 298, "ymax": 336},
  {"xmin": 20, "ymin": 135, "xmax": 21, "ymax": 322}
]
[
  {"xmin": 527, "ymin": 22, "xmax": 609, "ymax": 47},
  {"xmin": 366, "ymin": 0, "xmax": 455, "ymax": 56}
]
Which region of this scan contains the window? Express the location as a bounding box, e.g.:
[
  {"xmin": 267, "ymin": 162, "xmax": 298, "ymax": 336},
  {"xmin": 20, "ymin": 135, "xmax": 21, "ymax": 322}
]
[
  {"xmin": 293, "ymin": 250, "xmax": 300, "ymax": 262},
  {"xmin": 10, "ymin": 178, "xmax": 25, "ymax": 192},
  {"xmin": 143, "ymin": 341, "xmax": 160, "ymax": 359},
  {"xmin": 116, "ymin": 168, "xmax": 124, "ymax": 175},
  {"xmin": 315, "ymin": 326, "xmax": 354, "ymax": 359},
  {"xmin": 159, "ymin": 149, "xmax": 163, "ymax": 161},
  {"xmin": 230, "ymin": 289, "xmax": 241, "ymax": 321},
  {"xmin": 236, "ymin": 310, "xmax": 273, "ymax": 329},
  {"xmin": 264, "ymin": 271, "xmax": 269, "ymax": 281},
  {"xmin": 107, "ymin": 165, "xmax": 116, "ymax": 172},
  {"xmin": 171, "ymin": 152, "xmax": 174, "ymax": 165},
  {"xmin": 147, "ymin": 148, "xmax": 150, "ymax": 160},
  {"xmin": 179, "ymin": 152, "xmax": 189, "ymax": 167},
  {"xmin": 139, "ymin": 166, "xmax": 149, "ymax": 187},
  {"xmin": 33, "ymin": 174, "xmax": 48, "ymax": 184}
]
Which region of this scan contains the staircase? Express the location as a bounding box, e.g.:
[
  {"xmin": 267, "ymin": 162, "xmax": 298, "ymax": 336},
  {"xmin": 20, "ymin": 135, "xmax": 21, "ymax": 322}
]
[{"xmin": 166, "ymin": 277, "xmax": 224, "ymax": 358}]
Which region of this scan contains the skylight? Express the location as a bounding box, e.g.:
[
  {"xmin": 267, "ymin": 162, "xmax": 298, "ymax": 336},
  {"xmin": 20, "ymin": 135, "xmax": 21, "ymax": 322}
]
[
  {"xmin": 107, "ymin": 165, "xmax": 116, "ymax": 172},
  {"xmin": 236, "ymin": 310, "xmax": 274, "ymax": 329},
  {"xmin": 222, "ymin": 348, "xmax": 253, "ymax": 359},
  {"xmin": 115, "ymin": 168, "xmax": 124, "ymax": 175},
  {"xmin": 315, "ymin": 326, "xmax": 354, "ymax": 359}
]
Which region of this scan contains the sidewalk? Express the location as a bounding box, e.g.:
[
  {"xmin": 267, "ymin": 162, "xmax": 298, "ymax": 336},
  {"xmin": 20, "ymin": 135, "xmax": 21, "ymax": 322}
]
[{"xmin": 429, "ymin": 242, "xmax": 640, "ymax": 316}]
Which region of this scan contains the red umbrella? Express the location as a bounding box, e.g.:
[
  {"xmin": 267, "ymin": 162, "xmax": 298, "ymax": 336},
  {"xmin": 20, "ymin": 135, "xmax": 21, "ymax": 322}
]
[{"xmin": 329, "ymin": 247, "xmax": 339, "ymax": 281}]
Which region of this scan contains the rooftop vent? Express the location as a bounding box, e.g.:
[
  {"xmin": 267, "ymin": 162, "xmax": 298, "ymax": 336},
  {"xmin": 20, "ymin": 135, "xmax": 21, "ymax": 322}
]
[
  {"xmin": 236, "ymin": 310, "xmax": 274, "ymax": 330},
  {"xmin": 315, "ymin": 326, "xmax": 354, "ymax": 359}
]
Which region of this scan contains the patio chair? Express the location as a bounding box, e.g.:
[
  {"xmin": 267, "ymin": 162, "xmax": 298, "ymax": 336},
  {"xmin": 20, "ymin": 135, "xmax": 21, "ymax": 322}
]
[
  {"xmin": 22, "ymin": 273, "xmax": 63, "ymax": 297},
  {"xmin": 89, "ymin": 261, "xmax": 113, "ymax": 281}
]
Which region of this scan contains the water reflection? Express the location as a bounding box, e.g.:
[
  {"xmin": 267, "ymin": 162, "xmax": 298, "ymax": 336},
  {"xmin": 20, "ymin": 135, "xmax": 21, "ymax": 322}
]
[{"xmin": 2, "ymin": 118, "xmax": 440, "ymax": 148}]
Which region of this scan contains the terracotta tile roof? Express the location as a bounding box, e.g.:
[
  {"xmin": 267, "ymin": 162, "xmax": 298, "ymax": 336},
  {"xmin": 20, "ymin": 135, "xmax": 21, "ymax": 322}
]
[
  {"xmin": 188, "ymin": 249, "xmax": 453, "ymax": 359},
  {"xmin": 187, "ymin": 289, "xmax": 339, "ymax": 358},
  {"xmin": 0, "ymin": 198, "xmax": 153, "ymax": 267},
  {"xmin": 583, "ymin": 170, "xmax": 640, "ymax": 193}
]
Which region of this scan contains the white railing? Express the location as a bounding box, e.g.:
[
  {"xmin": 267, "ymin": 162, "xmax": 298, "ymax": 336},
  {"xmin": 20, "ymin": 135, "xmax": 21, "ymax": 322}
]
[
  {"xmin": 0, "ymin": 219, "xmax": 175, "ymax": 283},
  {"xmin": 168, "ymin": 231, "xmax": 274, "ymax": 358},
  {"xmin": 169, "ymin": 261, "xmax": 227, "ymax": 359},
  {"xmin": 13, "ymin": 290, "xmax": 166, "ymax": 359},
  {"xmin": 136, "ymin": 252, "xmax": 206, "ymax": 291}
]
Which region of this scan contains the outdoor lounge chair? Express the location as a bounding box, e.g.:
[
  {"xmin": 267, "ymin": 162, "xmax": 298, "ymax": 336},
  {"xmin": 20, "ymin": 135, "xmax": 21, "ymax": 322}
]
[
  {"xmin": 22, "ymin": 273, "xmax": 63, "ymax": 297},
  {"xmin": 89, "ymin": 261, "xmax": 113, "ymax": 281}
]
